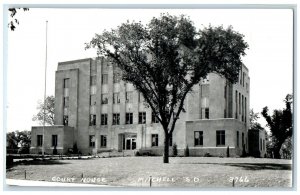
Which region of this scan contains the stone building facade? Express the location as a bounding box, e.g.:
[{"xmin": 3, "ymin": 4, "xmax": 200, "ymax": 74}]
[{"xmin": 30, "ymin": 57, "xmax": 251, "ymax": 157}]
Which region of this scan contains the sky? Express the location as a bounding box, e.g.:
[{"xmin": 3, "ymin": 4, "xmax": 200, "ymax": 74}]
[{"xmin": 5, "ymin": 8, "xmax": 293, "ymax": 132}]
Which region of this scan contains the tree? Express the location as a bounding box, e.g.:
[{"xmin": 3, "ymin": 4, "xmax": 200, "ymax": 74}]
[
  {"xmin": 261, "ymin": 94, "xmax": 293, "ymax": 159},
  {"xmin": 86, "ymin": 13, "xmax": 248, "ymax": 163},
  {"xmin": 32, "ymin": 95, "xmax": 55, "ymax": 125},
  {"xmin": 8, "ymin": 8, "xmax": 29, "ymax": 31},
  {"xmin": 6, "ymin": 130, "xmax": 31, "ymax": 154}
]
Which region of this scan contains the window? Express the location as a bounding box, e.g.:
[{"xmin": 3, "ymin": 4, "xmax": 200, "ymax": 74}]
[
  {"xmin": 101, "ymin": 94, "xmax": 108, "ymax": 104},
  {"xmin": 152, "ymin": 112, "xmax": 159, "ymax": 123},
  {"xmin": 224, "ymin": 84, "xmax": 227, "ymax": 98},
  {"xmin": 139, "ymin": 112, "xmax": 146, "ymax": 124},
  {"xmin": 125, "ymin": 91, "xmax": 133, "ymax": 103},
  {"xmin": 37, "ymin": 135, "xmax": 43, "ymax": 147},
  {"xmin": 236, "ymin": 131, "xmax": 239, "ymax": 147},
  {"xmin": 246, "ymin": 83, "xmax": 249, "ymax": 93},
  {"xmin": 89, "ymin": 114, "xmax": 96, "ymax": 126},
  {"xmin": 101, "ymin": 135, "xmax": 107, "ymax": 147},
  {"xmin": 235, "ymin": 90, "xmax": 238, "ymax": 119},
  {"xmin": 242, "ymin": 95, "xmax": 244, "ymax": 122},
  {"xmin": 91, "ymin": 62, "xmax": 97, "ymax": 73},
  {"xmin": 194, "ymin": 131, "xmax": 203, "ymax": 146},
  {"xmin": 52, "ymin": 135, "xmax": 58, "ymax": 147},
  {"xmin": 151, "ymin": 134, "xmax": 158, "ymax": 147},
  {"xmin": 126, "ymin": 113, "xmax": 133, "ymax": 124},
  {"xmin": 245, "ymin": 97, "xmax": 247, "ymax": 123},
  {"xmin": 113, "ymin": 93, "xmax": 120, "ymax": 104},
  {"xmin": 138, "ymin": 92, "xmax": 144, "ymax": 102},
  {"xmin": 101, "ymin": 114, "xmax": 107, "ymax": 125},
  {"xmin": 102, "ymin": 74, "xmax": 108, "ymax": 84},
  {"xmin": 63, "ymin": 97, "xmax": 69, "ymax": 108},
  {"xmin": 113, "ymin": 73, "xmax": 121, "ymax": 83},
  {"xmin": 205, "ymin": 108, "xmax": 209, "ymax": 119},
  {"xmin": 63, "ymin": 115, "xmax": 68, "ymax": 126},
  {"xmin": 216, "ymin": 130, "xmax": 225, "ymax": 146},
  {"xmin": 63, "ymin": 78, "xmax": 69, "ymax": 88},
  {"xmin": 112, "ymin": 113, "xmax": 120, "ymax": 125},
  {"xmin": 89, "ymin": 135, "xmax": 95, "ymax": 148},
  {"xmin": 239, "ymin": 93, "xmax": 241, "ymax": 114},
  {"xmin": 243, "ymin": 72, "xmax": 245, "ymax": 87},
  {"xmin": 90, "ymin": 95, "xmax": 96, "ymax": 105},
  {"xmin": 90, "ymin": 75, "xmax": 96, "ymax": 86}
]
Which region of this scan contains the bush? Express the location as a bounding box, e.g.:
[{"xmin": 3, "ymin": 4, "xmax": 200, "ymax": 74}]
[
  {"xmin": 134, "ymin": 151, "xmax": 140, "ymax": 156},
  {"xmin": 73, "ymin": 143, "xmax": 78, "ymax": 154},
  {"xmin": 204, "ymin": 152, "xmax": 212, "ymax": 157},
  {"xmin": 184, "ymin": 145, "xmax": 190, "ymax": 157},
  {"xmin": 172, "ymin": 143, "xmax": 178, "ymax": 157}
]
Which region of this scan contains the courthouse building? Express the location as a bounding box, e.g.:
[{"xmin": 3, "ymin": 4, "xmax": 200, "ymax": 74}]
[{"xmin": 31, "ymin": 57, "xmax": 254, "ymax": 156}]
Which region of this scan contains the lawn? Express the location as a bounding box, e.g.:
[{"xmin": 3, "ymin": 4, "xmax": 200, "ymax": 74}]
[{"xmin": 6, "ymin": 156, "xmax": 292, "ymax": 188}]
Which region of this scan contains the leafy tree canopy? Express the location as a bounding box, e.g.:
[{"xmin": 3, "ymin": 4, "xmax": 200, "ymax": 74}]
[
  {"xmin": 32, "ymin": 95, "xmax": 55, "ymax": 125},
  {"xmin": 8, "ymin": 8, "xmax": 29, "ymax": 31}
]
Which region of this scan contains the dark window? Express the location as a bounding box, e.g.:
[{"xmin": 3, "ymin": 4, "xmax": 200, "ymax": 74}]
[
  {"xmin": 63, "ymin": 97, "xmax": 69, "ymax": 108},
  {"xmin": 63, "ymin": 115, "xmax": 68, "ymax": 126},
  {"xmin": 235, "ymin": 90, "xmax": 238, "ymax": 119},
  {"xmin": 102, "ymin": 74, "xmax": 108, "ymax": 84},
  {"xmin": 101, "ymin": 114, "xmax": 107, "ymax": 125},
  {"xmin": 216, "ymin": 130, "xmax": 225, "ymax": 146},
  {"xmin": 151, "ymin": 134, "xmax": 158, "ymax": 147},
  {"xmin": 205, "ymin": 108, "xmax": 209, "ymax": 119},
  {"xmin": 52, "ymin": 135, "xmax": 58, "ymax": 147},
  {"xmin": 236, "ymin": 131, "xmax": 239, "ymax": 147},
  {"xmin": 139, "ymin": 112, "xmax": 146, "ymax": 124},
  {"xmin": 63, "ymin": 78, "xmax": 69, "ymax": 88},
  {"xmin": 101, "ymin": 135, "xmax": 107, "ymax": 147},
  {"xmin": 239, "ymin": 93, "xmax": 241, "ymax": 114},
  {"xmin": 243, "ymin": 72, "xmax": 245, "ymax": 87},
  {"xmin": 90, "ymin": 75, "xmax": 96, "ymax": 86},
  {"xmin": 101, "ymin": 94, "xmax": 108, "ymax": 104},
  {"xmin": 125, "ymin": 92, "xmax": 133, "ymax": 103},
  {"xmin": 194, "ymin": 131, "xmax": 203, "ymax": 146},
  {"xmin": 112, "ymin": 113, "xmax": 120, "ymax": 125},
  {"xmin": 113, "ymin": 73, "xmax": 121, "ymax": 83},
  {"xmin": 37, "ymin": 135, "xmax": 43, "ymax": 146},
  {"xmin": 89, "ymin": 135, "xmax": 95, "ymax": 148},
  {"xmin": 152, "ymin": 112, "xmax": 159, "ymax": 123},
  {"xmin": 113, "ymin": 93, "xmax": 120, "ymax": 104},
  {"xmin": 89, "ymin": 114, "xmax": 96, "ymax": 126},
  {"xmin": 126, "ymin": 113, "xmax": 133, "ymax": 124}
]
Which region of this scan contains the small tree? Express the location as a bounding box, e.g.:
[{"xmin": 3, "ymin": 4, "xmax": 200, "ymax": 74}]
[
  {"xmin": 184, "ymin": 145, "xmax": 190, "ymax": 157},
  {"xmin": 226, "ymin": 146, "xmax": 230, "ymax": 157},
  {"xmin": 32, "ymin": 95, "xmax": 55, "ymax": 125},
  {"xmin": 87, "ymin": 14, "xmax": 248, "ymax": 163},
  {"xmin": 261, "ymin": 94, "xmax": 293, "ymax": 159}
]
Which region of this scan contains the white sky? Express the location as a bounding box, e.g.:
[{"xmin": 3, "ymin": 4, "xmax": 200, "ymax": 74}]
[{"xmin": 5, "ymin": 8, "xmax": 293, "ymax": 132}]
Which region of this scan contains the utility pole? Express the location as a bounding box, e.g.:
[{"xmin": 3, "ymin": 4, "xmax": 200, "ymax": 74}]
[{"xmin": 42, "ymin": 20, "xmax": 48, "ymax": 156}]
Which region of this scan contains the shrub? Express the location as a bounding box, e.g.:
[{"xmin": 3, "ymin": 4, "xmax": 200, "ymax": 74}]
[
  {"xmin": 134, "ymin": 151, "xmax": 140, "ymax": 156},
  {"xmin": 204, "ymin": 152, "xmax": 212, "ymax": 157},
  {"xmin": 184, "ymin": 145, "xmax": 190, "ymax": 157},
  {"xmin": 172, "ymin": 143, "xmax": 178, "ymax": 157},
  {"xmin": 73, "ymin": 143, "xmax": 78, "ymax": 154}
]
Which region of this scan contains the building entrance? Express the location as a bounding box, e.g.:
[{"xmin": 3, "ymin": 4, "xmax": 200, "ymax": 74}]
[{"xmin": 118, "ymin": 133, "xmax": 137, "ymax": 151}]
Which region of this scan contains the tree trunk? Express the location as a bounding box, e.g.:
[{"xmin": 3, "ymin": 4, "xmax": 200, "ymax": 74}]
[{"xmin": 163, "ymin": 133, "xmax": 170, "ymax": 163}]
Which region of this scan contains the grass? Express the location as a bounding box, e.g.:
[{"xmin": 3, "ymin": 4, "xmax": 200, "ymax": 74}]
[{"xmin": 6, "ymin": 156, "xmax": 292, "ymax": 188}]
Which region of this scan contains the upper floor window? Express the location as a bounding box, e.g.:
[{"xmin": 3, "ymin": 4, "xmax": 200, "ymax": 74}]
[
  {"xmin": 152, "ymin": 112, "xmax": 159, "ymax": 123},
  {"xmin": 126, "ymin": 113, "xmax": 133, "ymax": 124},
  {"xmin": 90, "ymin": 95, "xmax": 96, "ymax": 105},
  {"xmin": 63, "ymin": 115, "xmax": 68, "ymax": 126},
  {"xmin": 216, "ymin": 130, "xmax": 225, "ymax": 146},
  {"xmin": 63, "ymin": 78, "xmax": 69, "ymax": 88},
  {"xmin": 126, "ymin": 91, "xmax": 133, "ymax": 103},
  {"xmin": 236, "ymin": 131, "xmax": 239, "ymax": 147},
  {"xmin": 89, "ymin": 114, "xmax": 96, "ymax": 126},
  {"xmin": 205, "ymin": 108, "xmax": 209, "ymax": 119},
  {"xmin": 90, "ymin": 75, "xmax": 96, "ymax": 86},
  {"xmin": 113, "ymin": 93, "xmax": 120, "ymax": 104},
  {"xmin": 101, "ymin": 114, "xmax": 108, "ymax": 125},
  {"xmin": 113, "ymin": 73, "xmax": 121, "ymax": 83},
  {"xmin": 112, "ymin": 113, "xmax": 120, "ymax": 125},
  {"xmin": 139, "ymin": 112, "xmax": 146, "ymax": 124},
  {"xmin": 101, "ymin": 94, "xmax": 108, "ymax": 104},
  {"xmin": 102, "ymin": 74, "xmax": 108, "ymax": 84},
  {"xmin": 101, "ymin": 135, "xmax": 107, "ymax": 148},
  {"xmin": 63, "ymin": 97, "xmax": 69, "ymax": 108}
]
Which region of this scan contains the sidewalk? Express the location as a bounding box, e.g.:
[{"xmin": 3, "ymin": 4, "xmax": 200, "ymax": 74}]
[{"xmin": 6, "ymin": 179, "xmax": 115, "ymax": 187}]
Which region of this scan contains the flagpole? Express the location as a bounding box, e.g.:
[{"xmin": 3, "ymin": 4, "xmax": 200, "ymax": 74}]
[{"xmin": 42, "ymin": 20, "xmax": 48, "ymax": 156}]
